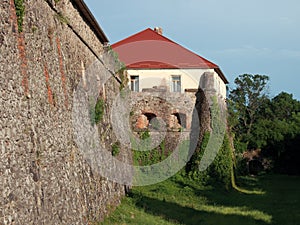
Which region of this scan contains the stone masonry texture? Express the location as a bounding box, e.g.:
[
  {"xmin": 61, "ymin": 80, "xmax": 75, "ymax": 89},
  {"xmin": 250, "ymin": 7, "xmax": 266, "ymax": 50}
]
[{"xmin": 0, "ymin": 0, "xmax": 131, "ymax": 224}]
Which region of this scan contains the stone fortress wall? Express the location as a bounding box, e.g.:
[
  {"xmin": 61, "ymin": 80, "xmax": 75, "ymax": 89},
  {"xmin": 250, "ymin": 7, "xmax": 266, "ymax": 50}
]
[
  {"xmin": 0, "ymin": 0, "xmax": 226, "ymax": 224},
  {"xmin": 0, "ymin": 0, "xmax": 131, "ymax": 224}
]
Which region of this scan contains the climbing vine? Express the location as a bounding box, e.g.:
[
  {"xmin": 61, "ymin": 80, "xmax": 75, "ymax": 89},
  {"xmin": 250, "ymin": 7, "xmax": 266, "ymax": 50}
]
[{"xmin": 187, "ymin": 96, "xmax": 234, "ymax": 189}]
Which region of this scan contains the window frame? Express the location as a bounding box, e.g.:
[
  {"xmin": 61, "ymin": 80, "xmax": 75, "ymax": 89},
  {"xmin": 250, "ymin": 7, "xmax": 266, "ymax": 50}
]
[
  {"xmin": 171, "ymin": 75, "xmax": 181, "ymax": 93},
  {"xmin": 130, "ymin": 75, "xmax": 139, "ymax": 92}
]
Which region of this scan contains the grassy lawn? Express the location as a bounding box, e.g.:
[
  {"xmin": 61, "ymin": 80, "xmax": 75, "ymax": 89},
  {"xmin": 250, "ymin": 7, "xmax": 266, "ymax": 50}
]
[{"xmin": 101, "ymin": 174, "xmax": 300, "ymax": 225}]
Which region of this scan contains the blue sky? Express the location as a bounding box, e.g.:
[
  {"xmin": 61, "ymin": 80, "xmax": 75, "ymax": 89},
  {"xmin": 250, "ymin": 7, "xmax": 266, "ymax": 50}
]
[{"xmin": 85, "ymin": 0, "xmax": 300, "ymax": 99}]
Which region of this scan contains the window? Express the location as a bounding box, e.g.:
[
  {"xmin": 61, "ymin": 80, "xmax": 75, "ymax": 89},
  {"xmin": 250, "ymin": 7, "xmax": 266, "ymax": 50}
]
[
  {"xmin": 130, "ymin": 76, "xmax": 139, "ymax": 92},
  {"xmin": 171, "ymin": 75, "xmax": 181, "ymax": 92}
]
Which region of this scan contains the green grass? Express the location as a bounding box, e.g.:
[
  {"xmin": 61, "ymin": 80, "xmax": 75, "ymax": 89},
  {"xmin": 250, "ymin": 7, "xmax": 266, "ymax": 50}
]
[{"xmin": 101, "ymin": 174, "xmax": 300, "ymax": 225}]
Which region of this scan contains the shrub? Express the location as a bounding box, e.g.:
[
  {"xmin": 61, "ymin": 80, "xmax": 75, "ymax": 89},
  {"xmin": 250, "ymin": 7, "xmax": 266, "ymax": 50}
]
[{"xmin": 235, "ymin": 154, "xmax": 249, "ymax": 176}]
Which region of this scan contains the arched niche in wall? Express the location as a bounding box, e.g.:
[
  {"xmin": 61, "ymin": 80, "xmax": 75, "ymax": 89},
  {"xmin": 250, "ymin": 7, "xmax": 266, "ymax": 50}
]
[
  {"xmin": 170, "ymin": 112, "xmax": 187, "ymax": 129},
  {"xmin": 135, "ymin": 112, "xmax": 157, "ymax": 129},
  {"xmin": 144, "ymin": 113, "xmax": 157, "ymax": 123}
]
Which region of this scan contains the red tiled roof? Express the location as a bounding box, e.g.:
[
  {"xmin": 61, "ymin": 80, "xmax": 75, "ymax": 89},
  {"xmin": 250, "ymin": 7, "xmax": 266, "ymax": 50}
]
[{"xmin": 112, "ymin": 28, "xmax": 228, "ymax": 84}]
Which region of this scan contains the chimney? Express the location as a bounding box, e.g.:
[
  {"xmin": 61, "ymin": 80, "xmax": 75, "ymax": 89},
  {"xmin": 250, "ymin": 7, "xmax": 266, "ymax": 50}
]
[{"xmin": 154, "ymin": 27, "xmax": 163, "ymax": 35}]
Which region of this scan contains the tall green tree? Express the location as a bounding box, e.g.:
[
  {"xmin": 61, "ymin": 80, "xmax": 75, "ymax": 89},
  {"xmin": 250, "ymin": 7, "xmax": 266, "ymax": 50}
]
[
  {"xmin": 228, "ymin": 74, "xmax": 269, "ymax": 150},
  {"xmin": 250, "ymin": 92, "xmax": 300, "ymax": 148},
  {"xmin": 229, "ymin": 76, "xmax": 300, "ymax": 174},
  {"xmin": 260, "ymin": 92, "xmax": 300, "ymax": 120}
]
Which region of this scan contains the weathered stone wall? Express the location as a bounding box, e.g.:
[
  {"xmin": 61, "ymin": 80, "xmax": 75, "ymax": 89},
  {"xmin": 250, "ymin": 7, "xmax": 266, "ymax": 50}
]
[
  {"xmin": 129, "ymin": 90, "xmax": 193, "ymax": 157},
  {"xmin": 0, "ymin": 0, "xmax": 130, "ymax": 224},
  {"xmin": 130, "ymin": 90, "xmax": 196, "ymax": 130},
  {"xmin": 130, "ymin": 87, "xmax": 212, "ymax": 132},
  {"xmin": 128, "ymin": 84, "xmax": 221, "ymax": 171}
]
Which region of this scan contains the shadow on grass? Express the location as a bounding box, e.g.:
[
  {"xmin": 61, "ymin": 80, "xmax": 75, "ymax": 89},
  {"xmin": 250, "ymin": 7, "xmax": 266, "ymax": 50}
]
[
  {"xmin": 121, "ymin": 175, "xmax": 300, "ymax": 225},
  {"xmin": 173, "ymin": 175, "xmax": 300, "ymax": 225},
  {"xmin": 133, "ymin": 194, "xmax": 271, "ymax": 225}
]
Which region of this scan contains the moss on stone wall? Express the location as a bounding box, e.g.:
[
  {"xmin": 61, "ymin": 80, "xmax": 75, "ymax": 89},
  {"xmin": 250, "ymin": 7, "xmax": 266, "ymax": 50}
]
[
  {"xmin": 14, "ymin": 0, "xmax": 25, "ymax": 32},
  {"xmin": 89, "ymin": 97, "xmax": 105, "ymax": 126},
  {"xmin": 55, "ymin": 12, "xmax": 70, "ymax": 25},
  {"xmin": 112, "ymin": 142, "xmax": 121, "ymax": 156}
]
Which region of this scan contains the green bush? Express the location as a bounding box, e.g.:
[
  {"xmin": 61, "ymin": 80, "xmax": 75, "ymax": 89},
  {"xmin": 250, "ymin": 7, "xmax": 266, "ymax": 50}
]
[
  {"xmin": 233, "ymin": 139, "xmax": 248, "ymax": 153},
  {"xmin": 235, "ymin": 154, "xmax": 249, "ymax": 176}
]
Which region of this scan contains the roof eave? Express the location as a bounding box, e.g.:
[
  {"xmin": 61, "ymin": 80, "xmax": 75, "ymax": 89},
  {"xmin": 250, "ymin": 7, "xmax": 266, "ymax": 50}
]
[
  {"xmin": 72, "ymin": 0, "xmax": 109, "ymax": 43},
  {"xmin": 214, "ymin": 68, "xmax": 229, "ymax": 84}
]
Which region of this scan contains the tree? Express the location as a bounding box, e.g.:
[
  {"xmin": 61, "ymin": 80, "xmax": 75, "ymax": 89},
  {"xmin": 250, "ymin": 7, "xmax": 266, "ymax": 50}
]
[
  {"xmin": 253, "ymin": 93, "xmax": 300, "ymax": 174},
  {"xmin": 228, "ymin": 74, "xmax": 269, "ymax": 149},
  {"xmin": 264, "ymin": 92, "xmax": 300, "ymax": 120},
  {"xmin": 229, "ymin": 80, "xmax": 300, "ymax": 174},
  {"xmin": 229, "ymin": 73, "xmax": 300, "ymax": 175}
]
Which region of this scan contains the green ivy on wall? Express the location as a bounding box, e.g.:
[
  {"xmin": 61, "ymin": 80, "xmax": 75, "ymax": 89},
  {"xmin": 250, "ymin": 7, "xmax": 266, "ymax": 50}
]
[
  {"xmin": 14, "ymin": 0, "xmax": 25, "ymax": 32},
  {"xmin": 89, "ymin": 97, "xmax": 105, "ymax": 126},
  {"xmin": 112, "ymin": 142, "xmax": 121, "ymax": 157}
]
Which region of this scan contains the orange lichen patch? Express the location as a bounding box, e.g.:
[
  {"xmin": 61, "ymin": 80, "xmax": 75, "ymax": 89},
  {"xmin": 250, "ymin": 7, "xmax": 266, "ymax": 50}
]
[
  {"xmin": 10, "ymin": 0, "xmax": 29, "ymax": 96},
  {"xmin": 44, "ymin": 64, "xmax": 54, "ymax": 106},
  {"xmin": 56, "ymin": 37, "xmax": 69, "ymax": 108}
]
